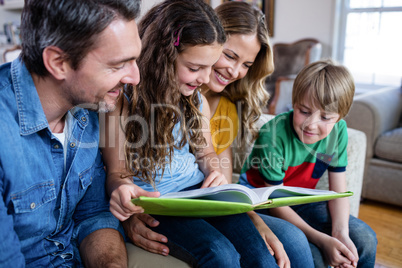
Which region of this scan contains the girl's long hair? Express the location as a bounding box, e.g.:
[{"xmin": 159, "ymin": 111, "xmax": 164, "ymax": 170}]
[
  {"xmin": 124, "ymin": 0, "xmax": 226, "ymax": 187},
  {"xmin": 216, "ymin": 1, "xmax": 274, "ymax": 146}
]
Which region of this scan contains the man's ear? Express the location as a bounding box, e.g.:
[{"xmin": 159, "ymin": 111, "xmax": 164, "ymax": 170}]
[{"xmin": 42, "ymin": 46, "xmax": 70, "ymax": 80}]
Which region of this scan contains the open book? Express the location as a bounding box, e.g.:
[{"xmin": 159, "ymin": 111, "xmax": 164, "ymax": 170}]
[{"xmin": 132, "ymin": 184, "xmax": 353, "ymax": 217}]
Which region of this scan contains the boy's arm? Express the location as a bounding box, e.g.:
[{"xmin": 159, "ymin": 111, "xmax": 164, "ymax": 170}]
[
  {"xmin": 328, "ymin": 171, "xmax": 358, "ymax": 267},
  {"xmin": 267, "ymin": 182, "xmax": 356, "ymax": 267},
  {"xmin": 196, "ymin": 94, "xmax": 228, "ymax": 187}
]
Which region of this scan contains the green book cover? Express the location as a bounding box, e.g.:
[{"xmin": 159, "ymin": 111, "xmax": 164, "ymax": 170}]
[{"xmin": 131, "ymin": 184, "xmax": 353, "ymax": 217}]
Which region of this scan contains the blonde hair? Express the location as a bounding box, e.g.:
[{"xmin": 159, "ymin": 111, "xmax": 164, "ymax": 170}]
[
  {"xmin": 215, "ymin": 1, "xmax": 274, "ymax": 143},
  {"xmin": 292, "ymin": 59, "xmax": 355, "ymax": 119}
]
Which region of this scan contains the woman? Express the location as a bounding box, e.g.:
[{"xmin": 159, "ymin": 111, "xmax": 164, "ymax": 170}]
[{"xmin": 201, "ymin": 2, "xmax": 314, "ymax": 267}]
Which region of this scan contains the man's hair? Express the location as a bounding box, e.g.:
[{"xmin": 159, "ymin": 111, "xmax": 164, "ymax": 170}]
[
  {"xmin": 292, "ymin": 59, "xmax": 355, "ymax": 119},
  {"xmin": 20, "ymin": 0, "xmax": 141, "ymax": 77}
]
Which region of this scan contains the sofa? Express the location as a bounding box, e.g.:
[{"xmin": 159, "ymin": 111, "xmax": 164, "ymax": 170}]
[
  {"xmin": 344, "ymin": 86, "xmax": 402, "ymax": 207},
  {"xmin": 232, "ymin": 114, "xmax": 367, "ymax": 217}
]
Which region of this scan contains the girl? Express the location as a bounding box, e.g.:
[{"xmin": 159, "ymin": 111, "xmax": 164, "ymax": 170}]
[
  {"xmin": 102, "ymin": 0, "xmax": 278, "ymax": 267},
  {"xmin": 201, "ymin": 2, "xmax": 314, "ymax": 267}
]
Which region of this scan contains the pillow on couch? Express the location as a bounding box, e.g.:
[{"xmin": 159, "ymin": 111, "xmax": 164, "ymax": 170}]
[{"xmin": 374, "ymin": 127, "xmax": 402, "ymax": 163}]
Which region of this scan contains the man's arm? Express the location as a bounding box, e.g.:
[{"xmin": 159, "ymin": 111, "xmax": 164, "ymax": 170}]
[
  {"xmin": 80, "ymin": 228, "xmax": 127, "ymax": 268},
  {"xmin": 0, "ymin": 168, "xmax": 26, "ymax": 266},
  {"xmin": 73, "ymin": 151, "xmax": 126, "ymax": 267}
]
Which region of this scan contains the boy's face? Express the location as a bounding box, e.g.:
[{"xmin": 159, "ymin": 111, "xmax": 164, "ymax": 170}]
[{"xmin": 293, "ymin": 100, "xmax": 340, "ymax": 144}]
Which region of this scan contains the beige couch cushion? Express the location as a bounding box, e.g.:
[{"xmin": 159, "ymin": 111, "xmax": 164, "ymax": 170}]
[{"xmin": 375, "ymin": 127, "xmax": 402, "ymax": 163}]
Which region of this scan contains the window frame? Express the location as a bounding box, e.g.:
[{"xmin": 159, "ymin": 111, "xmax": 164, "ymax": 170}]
[{"xmin": 334, "ymin": 0, "xmax": 402, "ymax": 87}]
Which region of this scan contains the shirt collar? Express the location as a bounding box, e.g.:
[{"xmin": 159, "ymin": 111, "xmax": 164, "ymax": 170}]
[
  {"xmin": 10, "ymin": 59, "xmax": 89, "ymax": 135},
  {"xmin": 11, "ymin": 59, "xmax": 49, "ymax": 135}
]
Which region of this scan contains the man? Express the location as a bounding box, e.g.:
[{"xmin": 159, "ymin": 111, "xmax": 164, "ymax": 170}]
[{"xmin": 0, "ymin": 0, "xmax": 142, "ymax": 266}]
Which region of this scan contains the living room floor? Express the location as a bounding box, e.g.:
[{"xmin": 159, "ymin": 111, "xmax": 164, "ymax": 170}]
[{"xmin": 358, "ymin": 200, "xmax": 402, "ymax": 268}]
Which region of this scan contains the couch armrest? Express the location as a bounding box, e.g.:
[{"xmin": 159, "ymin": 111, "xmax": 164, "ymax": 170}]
[
  {"xmin": 316, "ymin": 128, "xmax": 366, "ymax": 217},
  {"xmin": 345, "ymin": 87, "xmax": 402, "ymax": 158}
]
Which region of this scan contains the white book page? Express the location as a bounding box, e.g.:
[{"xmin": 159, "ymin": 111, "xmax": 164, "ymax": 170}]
[
  {"xmin": 161, "ymin": 184, "xmax": 261, "ymax": 204},
  {"xmin": 251, "ymin": 186, "xmax": 337, "ymax": 201},
  {"xmin": 160, "ymin": 184, "xmax": 337, "ymax": 205}
]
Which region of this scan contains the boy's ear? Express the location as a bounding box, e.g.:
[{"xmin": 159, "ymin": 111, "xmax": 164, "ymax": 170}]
[{"xmin": 42, "ymin": 46, "xmax": 70, "ymax": 80}]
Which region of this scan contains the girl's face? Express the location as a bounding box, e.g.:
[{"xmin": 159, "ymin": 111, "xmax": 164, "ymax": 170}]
[
  {"xmin": 175, "ymin": 43, "xmax": 223, "ymax": 96},
  {"xmin": 206, "ymin": 33, "xmax": 261, "ymax": 93},
  {"xmin": 293, "ymin": 98, "xmax": 340, "ymax": 144}
]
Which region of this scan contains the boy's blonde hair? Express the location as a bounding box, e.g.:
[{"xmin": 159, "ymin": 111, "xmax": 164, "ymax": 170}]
[{"xmin": 292, "ymin": 59, "xmax": 355, "ymax": 119}]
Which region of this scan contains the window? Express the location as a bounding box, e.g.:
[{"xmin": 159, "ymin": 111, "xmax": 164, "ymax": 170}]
[{"xmin": 335, "ymin": 0, "xmax": 402, "ymax": 87}]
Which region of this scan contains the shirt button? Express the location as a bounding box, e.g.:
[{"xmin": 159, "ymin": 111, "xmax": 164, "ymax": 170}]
[
  {"xmin": 53, "ymin": 144, "xmax": 60, "ymax": 149},
  {"xmin": 81, "ymin": 117, "xmax": 87, "ymax": 122},
  {"xmin": 70, "ymin": 142, "xmax": 76, "ymax": 148},
  {"xmin": 30, "ymin": 202, "xmax": 36, "ymax": 209}
]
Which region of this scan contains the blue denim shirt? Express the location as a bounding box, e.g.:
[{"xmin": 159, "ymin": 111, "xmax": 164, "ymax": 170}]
[{"xmin": 0, "ymin": 59, "xmax": 121, "ymax": 267}]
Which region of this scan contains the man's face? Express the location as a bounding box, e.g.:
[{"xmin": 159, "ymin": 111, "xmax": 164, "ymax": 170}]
[{"xmin": 64, "ymin": 19, "xmax": 141, "ymax": 112}]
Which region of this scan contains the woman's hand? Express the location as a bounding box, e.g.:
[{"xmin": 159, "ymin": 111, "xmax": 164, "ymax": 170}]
[{"xmin": 248, "ymin": 212, "xmax": 290, "ymax": 268}]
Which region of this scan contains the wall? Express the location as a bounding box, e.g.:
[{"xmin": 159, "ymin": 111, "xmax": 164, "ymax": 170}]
[
  {"xmin": 140, "ymin": 0, "xmax": 336, "ymax": 58},
  {"xmin": 269, "ymin": 0, "xmax": 336, "ymax": 58},
  {"xmin": 0, "ymin": 0, "xmax": 337, "ymax": 58},
  {"xmin": 0, "ymin": 8, "xmax": 21, "ymax": 30}
]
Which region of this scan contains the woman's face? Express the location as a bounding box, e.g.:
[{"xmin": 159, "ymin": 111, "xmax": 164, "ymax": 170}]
[
  {"xmin": 206, "ymin": 33, "xmax": 261, "ymax": 93},
  {"xmin": 175, "ymin": 42, "xmax": 223, "ymax": 96}
]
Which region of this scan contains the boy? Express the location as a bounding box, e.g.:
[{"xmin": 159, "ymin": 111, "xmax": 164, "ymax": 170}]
[{"xmin": 239, "ymin": 60, "xmax": 377, "ymax": 267}]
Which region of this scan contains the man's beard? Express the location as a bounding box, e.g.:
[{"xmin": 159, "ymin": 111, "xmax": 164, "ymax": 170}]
[
  {"xmin": 91, "ymin": 86, "xmax": 123, "ymax": 113},
  {"xmin": 97, "ymin": 99, "xmax": 116, "ymax": 113},
  {"xmin": 76, "ymin": 89, "xmax": 122, "ymax": 113}
]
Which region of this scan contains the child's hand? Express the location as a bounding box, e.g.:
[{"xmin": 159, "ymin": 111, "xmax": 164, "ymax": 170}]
[
  {"xmin": 200, "ymin": 170, "xmax": 228, "ymax": 188},
  {"xmin": 110, "ymin": 181, "xmax": 160, "ymax": 221},
  {"xmin": 334, "ymin": 233, "xmax": 359, "ymax": 267},
  {"xmin": 320, "ymin": 235, "xmax": 356, "ymax": 268}
]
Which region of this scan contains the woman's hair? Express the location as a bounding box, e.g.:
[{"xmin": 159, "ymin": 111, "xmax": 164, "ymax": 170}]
[
  {"xmin": 292, "ymin": 59, "xmax": 355, "ymax": 119},
  {"xmin": 20, "ymin": 0, "xmax": 140, "ymax": 77},
  {"xmin": 216, "ymin": 1, "xmax": 274, "ymax": 145},
  {"xmin": 124, "ymin": 0, "xmax": 226, "ymax": 186}
]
